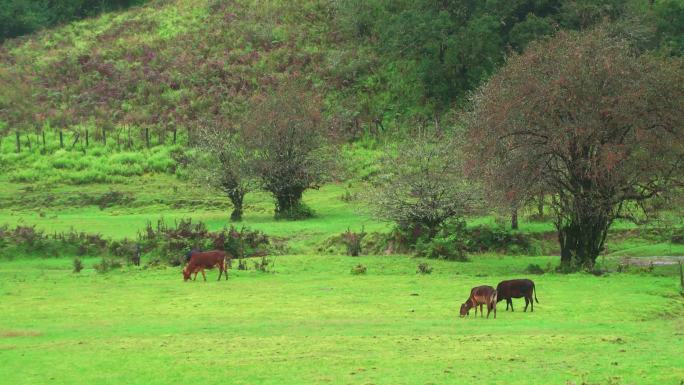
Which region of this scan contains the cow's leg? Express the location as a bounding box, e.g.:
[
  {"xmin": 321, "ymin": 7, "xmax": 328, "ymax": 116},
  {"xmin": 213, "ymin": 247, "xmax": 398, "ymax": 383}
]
[
  {"xmin": 201, "ymin": 269, "xmax": 207, "ymax": 282},
  {"xmin": 486, "ymin": 304, "xmax": 491, "ymax": 319},
  {"xmin": 524, "ymin": 297, "xmax": 529, "ymax": 312},
  {"xmin": 479, "ymin": 304, "xmax": 484, "ymax": 318},
  {"xmin": 508, "ymin": 298, "xmax": 514, "ymax": 312},
  {"xmin": 529, "ymin": 295, "xmax": 534, "ymax": 312},
  {"xmin": 193, "ymin": 271, "xmax": 198, "ymax": 281},
  {"xmin": 505, "ymin": 299, "xmax": 509, "ymax": 311},
  {"xmin": 217, "ymin": 264, "xmax": 223, "ymax": 281}
]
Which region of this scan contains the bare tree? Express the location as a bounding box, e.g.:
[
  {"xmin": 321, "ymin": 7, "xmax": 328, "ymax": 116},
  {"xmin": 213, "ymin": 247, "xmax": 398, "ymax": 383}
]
[
  {"xmin": 243, "ymin": 83, "xmax": 334, "ymax": 219},
  {"xmin": 194, "ymin": 120, "xmax": 256, "ymax": 221},
  {"xmin": 368, "ymin": 134, "xmax": 481, "ymax": 240},
  {"xmin": 465, "ymin": 27, "xmax": 684, "ymax": 270}
]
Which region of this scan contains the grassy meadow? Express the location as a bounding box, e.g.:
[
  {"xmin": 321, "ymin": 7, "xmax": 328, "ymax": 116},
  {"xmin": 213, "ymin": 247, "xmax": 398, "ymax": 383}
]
[
  {"xmin": 1, "ymin": 255, "xmax": 683, "ymax": 385},
  {"xmin": 1, "ymin": 0, "xmax": 683, "ymax": 382},
  {"xmin": 2, "ymin": 156, "xmax": 684, "ymax": 384}
]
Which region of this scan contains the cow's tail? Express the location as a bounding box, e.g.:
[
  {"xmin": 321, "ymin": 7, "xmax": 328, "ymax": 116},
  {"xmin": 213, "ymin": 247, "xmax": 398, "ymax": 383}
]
[
  {"xmin": 533, "ymin": 282, "xmax": 539, "ymax": 303},
  {"xmin": 491, "ymin": 290, "xmax": 498, "ymax": 308}
]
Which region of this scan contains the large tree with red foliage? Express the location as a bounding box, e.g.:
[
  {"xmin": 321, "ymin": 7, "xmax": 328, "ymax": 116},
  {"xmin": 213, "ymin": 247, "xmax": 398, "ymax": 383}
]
[{"xmin": 465, "ymin": 27, "xmax": 684, "ymax": 270}]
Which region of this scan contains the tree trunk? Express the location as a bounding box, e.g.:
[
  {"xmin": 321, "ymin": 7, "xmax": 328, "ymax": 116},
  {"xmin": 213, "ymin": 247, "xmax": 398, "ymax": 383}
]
[
  {"xmin": 173, "ymin": 126, "xmax": 177, "ymax": 144},
  {"xmin": 85, "ymin": 128, "xmax": 89, "ymax": 147},
  {"xmin": 557, "ymin": 215, "xmax": 610, "ymax": 271},
  {"xmin": 511, "ymin": 208, "xmax": 519, "ymax": 230},
  {"xmin": 537, "ymin": 192, "xmax": 544, "ymax": 217},
  {"xmin": 59, "ymin": 130, "xmax": 64, "ymax": 148},
  {"xmin": 274, "ymin": 189, "xmax": 307, "ymax": 219},
  {"xmin": 228, "ymin": 191, "xmax": 245, "ymax": 222}
]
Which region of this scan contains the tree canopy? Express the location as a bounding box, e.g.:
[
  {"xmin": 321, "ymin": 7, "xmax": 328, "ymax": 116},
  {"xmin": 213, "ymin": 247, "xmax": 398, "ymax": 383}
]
[{"xmin": 465, "ymin": 27, "xmax": 684, "ymax": 269}]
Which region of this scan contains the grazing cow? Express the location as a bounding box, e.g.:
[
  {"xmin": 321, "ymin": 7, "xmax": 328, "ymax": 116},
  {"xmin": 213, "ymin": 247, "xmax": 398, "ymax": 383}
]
[
  {"xmin": 496, "ymin": 279, "xmax": 538, "ymax": 312},
  {"xmin": 459, "ymin": 285, "xmax": 497, "ymax": 319},
  {"xmin": 182, "ymin": 250, "xmax": 230, "ymax": 282}
]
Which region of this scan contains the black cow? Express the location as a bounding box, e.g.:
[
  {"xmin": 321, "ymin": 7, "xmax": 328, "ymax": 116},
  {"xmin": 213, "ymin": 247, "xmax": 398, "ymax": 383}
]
[{"xmin": 496, "ymin": 279, "xmax": 538, "ymax": 312}]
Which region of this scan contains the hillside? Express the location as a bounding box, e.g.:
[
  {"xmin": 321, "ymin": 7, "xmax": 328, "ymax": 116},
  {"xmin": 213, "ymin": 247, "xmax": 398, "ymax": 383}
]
[{"xmin": 2, "ymin": 0, "xmax": 680, "ymax": 147}]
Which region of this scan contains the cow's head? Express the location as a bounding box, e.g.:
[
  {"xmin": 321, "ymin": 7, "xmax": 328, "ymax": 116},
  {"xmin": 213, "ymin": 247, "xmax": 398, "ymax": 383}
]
[
  {"xmin": 459, "ymin": 302, "xmax": 472, "ymax": 317},
  {"xmin": 182, "ymin": 267, "xmax": 192, "ymax": 281}
]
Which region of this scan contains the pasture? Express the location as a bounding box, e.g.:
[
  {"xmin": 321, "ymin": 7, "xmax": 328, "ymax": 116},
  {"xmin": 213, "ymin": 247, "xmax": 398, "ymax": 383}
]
[{"xmin": 1, "ymin": 255, "xmax": 682, "ymax": 385}]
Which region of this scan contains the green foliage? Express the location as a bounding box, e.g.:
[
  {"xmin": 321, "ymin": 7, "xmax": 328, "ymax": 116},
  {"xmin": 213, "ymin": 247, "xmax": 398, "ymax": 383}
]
[
  {"xmin": 416, "ymin": 262, "xmax": 433, "ymax": 275},
  {"xmin": 465, "ymin": 226, "xmax": 539, "ymax": 256},
  {"xmin": 0, "ymin": 225, "xmax": 109, "ymax": 259},
  {"xmin": 654, "ymin": 0, "xmax": 684, "ymax": 56},
  {"xmin": 72, "ymin": 257, "xmax": 83, "ymax": 273},
  {"xmin": 0, "ymin": 0, "xmax": 147, "ymax": 42},
  {"xmin": 524, "ymin": 263, "xmax": 545, "ymax": 275},
  {"xmin": 350, "ymin": 263, "xmax": 367, "ymax": 275},
  {"xmin": 93, "ymin": 257, "xmax": 123, "ymax": 273},
  {"xmin": 414, "ymin": 221, "xmax": 469, "ymax": 262},
  {"xmin": 341, "ymin": 227, "xmax": 366, "ymax": 256}
]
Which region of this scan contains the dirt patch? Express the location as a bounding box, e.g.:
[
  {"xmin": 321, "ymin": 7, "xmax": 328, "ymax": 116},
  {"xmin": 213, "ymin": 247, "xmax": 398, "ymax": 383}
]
[
  {"xmin": 0, "ymin": 330, "xmax": 42, "ymax": 338},
  {"xmin": 621, "ymin": 256, "xmax": 684, "ymax": 266}
]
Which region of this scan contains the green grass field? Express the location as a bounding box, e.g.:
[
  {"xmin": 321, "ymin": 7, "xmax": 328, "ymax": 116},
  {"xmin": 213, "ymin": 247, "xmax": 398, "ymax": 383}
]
[
  {"xmin": 1, "ymin": 255, "xmax": 682, "ymax": 385},
  {"xmin": 2, "ymin": 158, "xmax": 684, "ymax": 385}
]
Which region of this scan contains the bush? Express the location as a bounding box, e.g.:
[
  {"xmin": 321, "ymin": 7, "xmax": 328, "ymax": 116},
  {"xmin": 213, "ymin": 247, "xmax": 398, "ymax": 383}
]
[
  {"xmin": 524, "ymin": 263, "xmax": 545, "ymax": 275},
  {"xmin": 341, "ymin": 227, "xmax": 366, "ymax": 256},
  {"xmin": 274, "ymin": 202, "xmax": 315, "ymax": 220},
  {"xmin": 350, "ymin": 264, "xmax": 367, "ymax": 275},
  {"xmin": 414, "ymin": 221, "xmax": 469, "ymax": 261},
  {"xmin": 93, "ymin": 258, "xmax": 123, "ymax": 273},
  {"xmin": 73, "ymin": 257, "xmax": 83, "ymax": 273},
  {"xmin": 465, "ymin": 226, "xmax": 537, "ymax": 255},
  {"xmin": 253, "ymin": 256, "xmax": 273, "ymax": 272},
  {"xmin": 416, "ymin": 262, "xmax": 433, "ymax": 274}
]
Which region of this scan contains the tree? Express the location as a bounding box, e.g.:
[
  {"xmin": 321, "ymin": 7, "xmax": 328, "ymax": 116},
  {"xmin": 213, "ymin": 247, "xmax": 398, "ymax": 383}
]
[
  {"xmin": 194, "ymin": 120, "xmax": 256, "ymax": 222},
  {"xmin": 243, "ymin": 84, "xmax": 333, "ymax": 220},
  {"xmin": 369, "ymin": 135, "xmax": 480, "ymax": 240},
  {"xmin": 465, "ymin": 27, "xmax": 684, "ymax": 270}
]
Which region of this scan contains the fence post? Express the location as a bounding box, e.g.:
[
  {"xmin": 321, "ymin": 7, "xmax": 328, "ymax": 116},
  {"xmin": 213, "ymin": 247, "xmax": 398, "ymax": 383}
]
[{"xmin": 15, "ymin": 131, "xmax": 20, "ymax": 153}]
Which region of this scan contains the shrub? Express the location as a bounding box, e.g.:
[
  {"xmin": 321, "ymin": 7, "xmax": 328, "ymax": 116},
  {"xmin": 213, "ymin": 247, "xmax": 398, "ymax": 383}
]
[
  {"xmin": 273, "ymin": 202, "xmax": 315, "ymax": 221},
  {"xmin": 465, "ymin": 226, "xmax": 537, "ymax": 255},
  {"xmin": 237, "ymin": 258, "xmax": 248, "ymax": 270},
  {"xmin": 414, "ymin": 221, "xmax": 469, "ymax": 261},
  {"xmin": 416, "ymin": 262, "xmax": 433, "ymax": 275},
  {"xmin": 350, "ymin": 264, "xmax": 367, "ymax": 275},
  {"xmin": 341, "ymin": 227, "xmax": 366, "ymax": 256},
  {"xmin": 73, "ymin": 257, "xmax": 83, "ymax": 273},
  {"xmin": 93, "ymin": 258, "xmax": 123, "ymax": 273},
  {"xmin": 94, "ymin": 190, "xmax": 134, "ymax": 209},
  {"xmin": 253, "ymin": 256, "xmax": 273, "ymax": 272},
  {"xmin": 524, "ymin": 264, "xmax": 545, "ymax": 275}
]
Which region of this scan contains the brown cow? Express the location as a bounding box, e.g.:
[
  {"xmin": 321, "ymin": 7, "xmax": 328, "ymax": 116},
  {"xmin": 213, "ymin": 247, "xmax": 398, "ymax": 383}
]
[
  {"xmin": 496, "ymin": 279, "xmax": 538, "ymax": 312},
  {"xmin": 182, "ymin": 250, "xmax": 230, "ymax": 282},
  {"xmin": 459, "ymin": 285, "xmax": 497, "ymax": 319}
]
